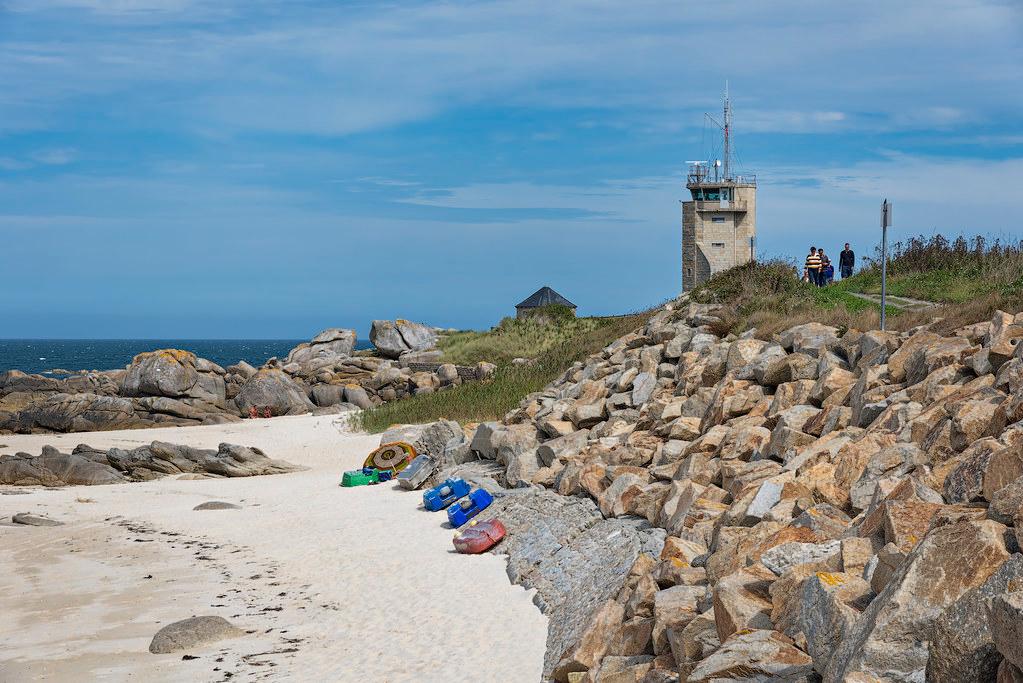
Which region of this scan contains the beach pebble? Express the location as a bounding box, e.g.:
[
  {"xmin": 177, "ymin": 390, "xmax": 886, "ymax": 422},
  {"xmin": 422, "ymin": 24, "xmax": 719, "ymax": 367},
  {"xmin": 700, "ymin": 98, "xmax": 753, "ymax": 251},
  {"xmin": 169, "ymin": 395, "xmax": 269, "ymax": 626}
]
[
  {"xmin": 12, "ymin": 512, "xmax": 63, "ymax": 527},
  {"xmin": 148, "ymin": 616, "xmax": 244, "ymax": 654},
  {"xmin": 193, "ymin": 501, "xmax": 241, "ymax": 511}
]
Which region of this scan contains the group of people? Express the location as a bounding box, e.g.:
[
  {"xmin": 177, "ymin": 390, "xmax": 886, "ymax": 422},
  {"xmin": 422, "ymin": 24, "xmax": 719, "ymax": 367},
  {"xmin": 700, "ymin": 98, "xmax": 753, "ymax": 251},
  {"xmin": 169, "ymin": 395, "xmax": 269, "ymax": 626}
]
[{"xmin": 803, "ymin": 243, "xmax": 855, "ymax": 286}]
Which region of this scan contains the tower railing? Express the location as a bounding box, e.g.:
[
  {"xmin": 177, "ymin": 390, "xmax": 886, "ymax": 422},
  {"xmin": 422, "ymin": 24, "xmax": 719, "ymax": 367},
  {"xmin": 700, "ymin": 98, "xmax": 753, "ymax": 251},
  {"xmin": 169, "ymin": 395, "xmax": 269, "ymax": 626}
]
[
  {"xmin": 693, "ymin": 199, "xmax": 748, "ymax": 212},
  {"xmin": 685, "ymin": 173, "xmax": 757, "ymax": 187}
]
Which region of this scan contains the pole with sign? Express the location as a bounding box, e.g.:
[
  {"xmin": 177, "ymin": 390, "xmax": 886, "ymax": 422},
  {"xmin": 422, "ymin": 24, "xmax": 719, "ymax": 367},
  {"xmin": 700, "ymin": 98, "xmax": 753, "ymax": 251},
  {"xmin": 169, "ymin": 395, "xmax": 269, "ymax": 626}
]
[{"xmin": 880, "ymin": 199, "xmax": 892, "ymax": 331}]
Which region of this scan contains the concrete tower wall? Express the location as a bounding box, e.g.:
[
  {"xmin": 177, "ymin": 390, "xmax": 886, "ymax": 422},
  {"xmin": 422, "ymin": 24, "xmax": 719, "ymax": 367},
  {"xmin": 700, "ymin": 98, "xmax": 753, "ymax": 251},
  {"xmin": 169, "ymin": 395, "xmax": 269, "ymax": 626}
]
[{"xmin": 681, "ymin": 182, "xmax": 757, "ymax": 291}]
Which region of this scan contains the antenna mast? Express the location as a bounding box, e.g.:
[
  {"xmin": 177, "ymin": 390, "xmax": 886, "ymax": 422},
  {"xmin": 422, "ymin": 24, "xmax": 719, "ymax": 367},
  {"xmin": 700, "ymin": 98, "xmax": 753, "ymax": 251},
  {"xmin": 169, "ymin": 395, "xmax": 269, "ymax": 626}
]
[{"xmin": 722, "ymin": 82, "xmax": 731, "ymax": 181}]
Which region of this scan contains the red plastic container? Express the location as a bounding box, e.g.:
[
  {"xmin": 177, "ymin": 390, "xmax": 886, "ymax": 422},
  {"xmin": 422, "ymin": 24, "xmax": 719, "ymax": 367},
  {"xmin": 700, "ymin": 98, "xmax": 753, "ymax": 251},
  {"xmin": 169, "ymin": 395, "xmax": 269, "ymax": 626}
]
[{"xmin": 453, "ymin": 519, "xmax": 507, "ymax": 554}]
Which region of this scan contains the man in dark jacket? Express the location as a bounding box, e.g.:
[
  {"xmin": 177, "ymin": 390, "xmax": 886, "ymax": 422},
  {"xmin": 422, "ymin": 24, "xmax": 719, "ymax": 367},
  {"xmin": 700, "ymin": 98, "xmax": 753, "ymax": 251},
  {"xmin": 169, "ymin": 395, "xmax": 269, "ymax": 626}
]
[{"xmin": 839, "ymin": 243, "xmax": 855, "ymax": 279}]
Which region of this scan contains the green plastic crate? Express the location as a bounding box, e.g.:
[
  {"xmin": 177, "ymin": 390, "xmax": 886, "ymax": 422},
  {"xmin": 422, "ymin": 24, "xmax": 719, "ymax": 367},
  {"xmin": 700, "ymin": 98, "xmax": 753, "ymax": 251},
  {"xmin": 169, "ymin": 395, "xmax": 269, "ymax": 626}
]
[{"xmin": 341, "ymin": 469, "xmax": 379, "ymax": 487}]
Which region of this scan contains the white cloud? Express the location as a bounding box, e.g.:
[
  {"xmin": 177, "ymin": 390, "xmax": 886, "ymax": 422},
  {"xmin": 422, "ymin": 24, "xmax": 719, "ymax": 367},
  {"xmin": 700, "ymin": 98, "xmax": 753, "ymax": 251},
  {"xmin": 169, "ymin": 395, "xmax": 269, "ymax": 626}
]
[
  {"xmin": 5, "ymin": 0, "xmax": 221, "ymax": 17},
  {"xmin": 0, "ymin": 0, "xmax": 1019, "ymax": 136}
]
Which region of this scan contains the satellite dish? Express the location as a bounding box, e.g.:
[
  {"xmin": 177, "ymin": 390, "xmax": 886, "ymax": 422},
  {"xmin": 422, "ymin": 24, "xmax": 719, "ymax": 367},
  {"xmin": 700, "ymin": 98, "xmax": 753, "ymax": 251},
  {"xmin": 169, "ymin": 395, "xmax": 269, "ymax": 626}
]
[{"xmin": 715, "ymin": 160, "xmax": 722, "ymax": 167}]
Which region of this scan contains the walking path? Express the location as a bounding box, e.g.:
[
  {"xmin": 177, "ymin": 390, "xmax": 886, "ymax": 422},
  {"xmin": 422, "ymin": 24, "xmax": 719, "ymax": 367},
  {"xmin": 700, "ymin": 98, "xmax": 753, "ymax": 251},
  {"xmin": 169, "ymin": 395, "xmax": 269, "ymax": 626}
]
[{"xmin": 848, "ymin": 291, "xmax": 938, "ymax": 312}]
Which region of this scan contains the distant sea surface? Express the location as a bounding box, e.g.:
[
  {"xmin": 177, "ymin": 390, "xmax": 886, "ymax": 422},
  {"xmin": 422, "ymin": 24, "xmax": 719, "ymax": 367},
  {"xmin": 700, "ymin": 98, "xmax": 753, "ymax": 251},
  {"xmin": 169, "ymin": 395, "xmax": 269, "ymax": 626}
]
[{"xmin": 0, "ymin": 339, "xmax": 373, "ymax": 376}]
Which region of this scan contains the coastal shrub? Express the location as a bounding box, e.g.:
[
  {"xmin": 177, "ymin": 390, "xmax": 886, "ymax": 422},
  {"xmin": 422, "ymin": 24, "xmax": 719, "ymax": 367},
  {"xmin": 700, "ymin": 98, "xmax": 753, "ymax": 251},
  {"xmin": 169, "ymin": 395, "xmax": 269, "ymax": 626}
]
[
  {"xmin": 689, "ymin": 259, "xmax": 888, "ymax": 337},
  {"xmin": 844, "ymin": 233, "xmax": 1023, "ymax": 303},
  {"xmin": 838, "ymin": 233, "xmax": 1023, "ymax": 333}
]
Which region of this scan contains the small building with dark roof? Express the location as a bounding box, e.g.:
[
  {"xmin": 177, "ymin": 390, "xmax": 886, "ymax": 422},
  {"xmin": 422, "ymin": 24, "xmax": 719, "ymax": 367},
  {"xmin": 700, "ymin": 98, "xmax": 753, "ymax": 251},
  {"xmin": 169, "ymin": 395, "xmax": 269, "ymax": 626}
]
[{"xmin": 515, "ymin": 286, "xmax": 577, "ymax": 319}]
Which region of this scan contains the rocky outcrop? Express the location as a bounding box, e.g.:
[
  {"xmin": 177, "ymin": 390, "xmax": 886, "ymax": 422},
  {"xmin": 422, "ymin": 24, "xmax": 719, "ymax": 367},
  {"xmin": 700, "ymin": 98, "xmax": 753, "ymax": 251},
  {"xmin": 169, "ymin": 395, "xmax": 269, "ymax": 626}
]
[
  {"xmin": 370, "ymin": 319, "xmax": 439, "ymax": 359},
  {"xmin": 459, "ymin": 300, "xmax": 1023, "ymax": 682},
  {"xmin": 0, "ymin": 441, "xmax": 302, "ymax": 486},
  {"xmin": 285, "ymin": 328, "xmax": 357, "ymax": 366},
  {"xmin": 1, "ymin": 323, "xmax": 497, "ymax": 433},
  {"xmin": 234, "ymin": 368, "xmax": 315, "ymax": 417},
  {"xmin": 121, "ymin": 349, "xmax": 226, "ymax": 402}
]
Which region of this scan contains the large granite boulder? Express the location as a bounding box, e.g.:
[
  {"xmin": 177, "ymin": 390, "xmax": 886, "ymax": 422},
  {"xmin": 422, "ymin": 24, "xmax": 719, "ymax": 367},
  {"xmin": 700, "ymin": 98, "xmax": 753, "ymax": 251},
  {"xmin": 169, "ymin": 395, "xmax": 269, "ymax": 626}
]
[
  {"xmin": 0, "ymin": 445, "xmax": 126, "ymax": 486},
  {"xmin": 686, "ymin": 629, "xmax": 815, "ymax": 682},
  {"xmin": 370, "ymin": 319, "xmax": 438, "ymax": 359},
  {"xmin": 14, "ymin": 393, "xmax": 139, "ymax": 432},
  {"xmin": 827, "ymin": 519, "xmax": 1011, "ymax": 682},
  {"xmin": 234, "ymin": 368, "xmax": 314, "ymax": 416},
  {"xmin": 121, "ymin": 349, "xmax": 226, "ymax": 402},
  {"xmin": 284, "ymin": 328, "xmax": 357, "ymax": 366},
  {"xmin": 927, "ymin": 554, "xmax": 1023, "ymax": 682}
]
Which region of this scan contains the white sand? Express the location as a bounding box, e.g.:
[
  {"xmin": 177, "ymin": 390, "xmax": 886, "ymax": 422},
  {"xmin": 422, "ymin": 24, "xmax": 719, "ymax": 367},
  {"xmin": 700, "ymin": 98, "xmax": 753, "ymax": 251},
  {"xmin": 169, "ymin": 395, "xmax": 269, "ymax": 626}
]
[{"xmin": 0, "ymin": 415, "xmax": 548, "ymax": 682}]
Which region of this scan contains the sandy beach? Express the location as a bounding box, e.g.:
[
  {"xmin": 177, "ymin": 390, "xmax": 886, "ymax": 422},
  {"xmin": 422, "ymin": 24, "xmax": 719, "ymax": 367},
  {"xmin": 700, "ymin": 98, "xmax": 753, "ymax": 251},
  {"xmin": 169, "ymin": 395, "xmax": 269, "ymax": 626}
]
[{"xmin": 0, "ymin": 415, "xmax": 548, "ymax": 682}]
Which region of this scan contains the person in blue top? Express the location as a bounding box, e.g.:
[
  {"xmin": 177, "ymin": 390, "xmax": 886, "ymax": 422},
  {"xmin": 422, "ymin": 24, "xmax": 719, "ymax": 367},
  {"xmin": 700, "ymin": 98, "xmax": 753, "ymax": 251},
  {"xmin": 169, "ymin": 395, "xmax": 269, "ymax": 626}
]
[{"xmin": 818, "ymin": 249, "xmax": 832, "ymax": 286}]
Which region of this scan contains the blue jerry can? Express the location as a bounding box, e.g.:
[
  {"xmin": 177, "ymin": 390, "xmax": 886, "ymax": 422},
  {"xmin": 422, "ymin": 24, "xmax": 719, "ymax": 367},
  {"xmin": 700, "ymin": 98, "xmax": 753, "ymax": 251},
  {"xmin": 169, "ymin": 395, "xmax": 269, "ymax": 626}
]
[
  {"xmin": 423, "ymin": 478, "xmax": 471, "ymax": 511},
  {"xmin": 447, "ymin": 488, "xmax": 494, "ymax": 528}
]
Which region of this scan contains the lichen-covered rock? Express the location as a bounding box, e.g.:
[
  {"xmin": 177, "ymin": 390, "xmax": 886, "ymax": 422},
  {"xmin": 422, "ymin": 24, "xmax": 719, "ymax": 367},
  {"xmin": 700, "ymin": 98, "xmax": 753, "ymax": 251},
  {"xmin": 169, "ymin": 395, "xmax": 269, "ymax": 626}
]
[
  {"xmin": 827, "ymin": 519, "xmax": 1012, "ymax": 682},
  {"xmin": 762, "ymin": 353, "xmax": 818, "ymax": 387},
  {"xmin": 712, "ymin": 565, "xmax": 775, "ymax": 641},
  {"xmin": 779, "ymin": 322, "xmax": 839, "ymax": 358},
  {"xmin": 552, "ymin": 600, "xmax": 625, "ymax": 681},
  {"xmin": 927, "ymin": 555, "xmax": 1023, "ymax": 683},
  {"xmin": 121, "ymin": 349, "xmax": 226, "ymax": 402},
  {"xmin": 800, "ymin": 571, "xmax": 873, "ymax": 675},
  {"xmin": 686, "ymin": 629, "xmax": 814, "ymax": 682}
]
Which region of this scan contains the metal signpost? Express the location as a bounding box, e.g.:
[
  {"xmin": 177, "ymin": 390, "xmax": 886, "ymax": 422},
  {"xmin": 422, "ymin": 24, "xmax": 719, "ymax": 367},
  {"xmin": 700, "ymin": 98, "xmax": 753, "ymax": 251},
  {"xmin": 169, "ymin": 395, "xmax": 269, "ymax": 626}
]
[{"xmin": 880, "ymin": 199, "xmax": 892, "ymax": 331}]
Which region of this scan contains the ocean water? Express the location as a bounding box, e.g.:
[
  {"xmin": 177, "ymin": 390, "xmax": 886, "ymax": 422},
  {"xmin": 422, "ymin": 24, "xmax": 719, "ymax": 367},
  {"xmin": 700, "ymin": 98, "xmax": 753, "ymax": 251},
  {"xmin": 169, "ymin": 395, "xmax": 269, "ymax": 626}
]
[{"xmin": 0, "ymin": 339, "xmax": 373, "ymax": 376}]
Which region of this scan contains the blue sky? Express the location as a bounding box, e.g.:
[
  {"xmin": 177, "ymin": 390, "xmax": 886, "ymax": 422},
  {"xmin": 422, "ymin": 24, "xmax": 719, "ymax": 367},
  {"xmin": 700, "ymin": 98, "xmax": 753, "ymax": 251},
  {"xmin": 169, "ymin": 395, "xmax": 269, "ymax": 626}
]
[{"xmin": 2, "ymin": 0, "xmax": 1021, "ymax": 338}]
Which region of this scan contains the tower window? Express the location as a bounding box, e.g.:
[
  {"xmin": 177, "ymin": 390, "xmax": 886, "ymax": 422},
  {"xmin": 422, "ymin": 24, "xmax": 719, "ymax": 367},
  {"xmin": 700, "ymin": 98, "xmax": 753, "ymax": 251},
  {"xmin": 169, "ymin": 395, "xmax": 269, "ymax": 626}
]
[
  {"xmin": 711, "ymin": 216, "xmax": 726, "ymax": 223},
  {"xmin": 711, "ymin": 242, "xmax": 725, "ymax": 248}
]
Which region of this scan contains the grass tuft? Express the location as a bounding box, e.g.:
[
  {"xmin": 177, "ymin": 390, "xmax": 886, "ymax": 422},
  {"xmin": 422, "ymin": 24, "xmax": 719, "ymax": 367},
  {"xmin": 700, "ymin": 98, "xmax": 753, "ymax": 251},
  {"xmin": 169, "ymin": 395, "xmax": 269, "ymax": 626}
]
[
  {"xmin": 352, "ymin": 308, "xmax": 658, "ymax": 432},
  {"xmin": 437, "ymin": 306, "xmax": 607, "ymax": 366}
]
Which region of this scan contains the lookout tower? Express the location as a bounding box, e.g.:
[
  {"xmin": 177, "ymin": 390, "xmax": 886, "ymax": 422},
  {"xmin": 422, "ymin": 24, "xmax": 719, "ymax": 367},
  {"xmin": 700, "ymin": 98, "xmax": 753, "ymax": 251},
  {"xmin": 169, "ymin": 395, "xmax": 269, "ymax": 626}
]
[{"xmin": 681, "ymin": 87, "xmax": 757, "ymax": 291}]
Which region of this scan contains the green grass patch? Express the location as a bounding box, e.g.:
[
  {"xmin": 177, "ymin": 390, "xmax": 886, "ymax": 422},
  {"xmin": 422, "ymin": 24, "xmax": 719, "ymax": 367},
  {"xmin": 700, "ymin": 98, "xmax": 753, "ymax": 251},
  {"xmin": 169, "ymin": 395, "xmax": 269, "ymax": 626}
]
[
  {"xmin": 840, "ymin": 234, "xmax": 1023, "ymax": 304},
  {"xmin": 353, "ymin": 308, "xmax": 656, "ymax": 432}
]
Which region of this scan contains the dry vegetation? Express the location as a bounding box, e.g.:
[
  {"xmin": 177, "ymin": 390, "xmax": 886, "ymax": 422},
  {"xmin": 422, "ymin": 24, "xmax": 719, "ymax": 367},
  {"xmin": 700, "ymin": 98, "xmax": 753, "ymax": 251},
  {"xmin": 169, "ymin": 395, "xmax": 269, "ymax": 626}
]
[
  {"xmin": 689, "ymin": 259, "xmax": 890, "ymax": 338},
  {"xmin": 436, "ymin": 305, "xmax": 605, "ymax": 366},
  {"xmin": 692, "ymin": 234, "xmax": 1023, "ymax": 337},
  {"xmin": 353, "ymin": 307, "xmax": 658, "ymax": 432}
]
